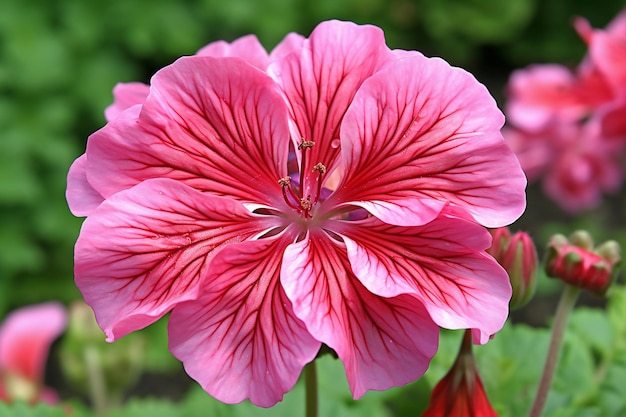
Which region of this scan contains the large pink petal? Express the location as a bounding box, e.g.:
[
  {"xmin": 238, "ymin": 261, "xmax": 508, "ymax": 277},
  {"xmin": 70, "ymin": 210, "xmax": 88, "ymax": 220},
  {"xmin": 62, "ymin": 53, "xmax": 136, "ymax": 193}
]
[
  {"xmin": 281, "ymin": 231, "xmax": 439, "ymax": 398},
  {"xmin": 332, "ymin": 55, "xmax": 526, "ymax": 228},
  {"xmin": 86, "ymin": 57, "xmax": 291, "ymax": 208},
  {"xmin": 196, "ymin": 34, "xmax": 269, "ymax": 70},
  {"xmin": 0, "ymin": 302, "xmax": 67, "ymax": 382},
  {"xmin": 168, "ymin": 235, "xmax": 320, "ymax": 407},
  {"xmin": 269, "ymin": 20, "xmax": 394, "ymax": 195},
  {"xmin": 66, "ymin": 154, "xmax": 104, "ymax": 217},
  {"xmin": 333, "ymin": 210, "xmax": 511, "ymax": 344},
  {"xmin": 104, "ymin": 82, "xmax": 150, "ymax": 121},
  {"xmin": 74, "ymin": 178, "xmax": 278, "ymax": 342}
]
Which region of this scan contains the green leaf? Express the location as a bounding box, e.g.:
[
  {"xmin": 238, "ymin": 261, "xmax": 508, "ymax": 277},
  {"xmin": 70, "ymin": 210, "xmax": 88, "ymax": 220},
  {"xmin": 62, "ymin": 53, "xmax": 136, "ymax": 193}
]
[{"xmin": 0, "ymin": 402, "xmax": 87, "ymax": 417}]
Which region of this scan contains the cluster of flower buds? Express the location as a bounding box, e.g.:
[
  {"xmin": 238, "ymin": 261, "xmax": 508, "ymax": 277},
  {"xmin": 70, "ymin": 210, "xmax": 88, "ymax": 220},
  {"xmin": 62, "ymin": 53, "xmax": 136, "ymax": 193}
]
[
  {"xmin": 488, "ymin": 227, "xmax": 538, "ymax": 309},
  {"xmin": 545, "ymin": 230, "xmax": 621, "ymax": 296}
]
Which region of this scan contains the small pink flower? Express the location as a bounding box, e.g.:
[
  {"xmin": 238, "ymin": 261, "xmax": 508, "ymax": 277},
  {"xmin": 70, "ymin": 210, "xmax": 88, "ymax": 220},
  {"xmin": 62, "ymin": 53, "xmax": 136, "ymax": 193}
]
[
  {"xmin": 577, "ymin": 9, "xmax": 626, "ymax": 142},
  {"xmin": 505, "ymin": 64, "xmax": 596, "ymax": 132},
  {"xmin": 0, "ymin": 302, "xmax": 67, "ymax": 404},
  {"xmin": 68, "ymin": 20, "xmax": 526, "ymax": 406},
  {"xmin": 503, "ymin": 119, "xmax": 622, "ymax": 213},
  {"xmin": 577, "ymin": 9, "xmax": 626, "ymax": 93}
]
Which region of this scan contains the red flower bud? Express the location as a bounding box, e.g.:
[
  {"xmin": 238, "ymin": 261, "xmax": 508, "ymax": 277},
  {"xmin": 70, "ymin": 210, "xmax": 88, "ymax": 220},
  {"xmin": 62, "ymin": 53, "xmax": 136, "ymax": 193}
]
[
  {"xmin": 488, "ymin": 228, "xmax": 538, "ymax": 309},
  {"xmin": 545, "ymin": 231, "xmax": 621, "ymax": 296},
  {"xmin": 422, "ymin": 330, "xmax": 498, "ymax": 417}
]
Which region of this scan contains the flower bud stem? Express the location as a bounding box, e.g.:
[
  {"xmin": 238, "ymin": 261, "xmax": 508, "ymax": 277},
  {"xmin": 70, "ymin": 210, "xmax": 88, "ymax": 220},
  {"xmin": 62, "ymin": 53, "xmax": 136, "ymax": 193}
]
[
  {"xmin": 305, "ymin": 360, "xmax": 318, "ymax": 417},
  {"xmin": 85, "ymin": 345, "xmax": 108, "ymax": 415},
  {"xmin": 528, "ymin": 284, "xmax": 581, "ymax": 417}
]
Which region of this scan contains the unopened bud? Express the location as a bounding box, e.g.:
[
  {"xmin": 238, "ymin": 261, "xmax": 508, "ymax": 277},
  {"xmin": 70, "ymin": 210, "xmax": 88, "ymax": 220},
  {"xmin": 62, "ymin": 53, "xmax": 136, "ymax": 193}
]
[
  {"xmin": 488, "ymin": 227, "xmax": 538, "ymax": 309},
  {"xmin": 545, "ymin": 231, "xmax": 621, "ymax": 296},
  {"xmin": 487, "ymin": 227, "xmax": 511, "ymax": 259}
]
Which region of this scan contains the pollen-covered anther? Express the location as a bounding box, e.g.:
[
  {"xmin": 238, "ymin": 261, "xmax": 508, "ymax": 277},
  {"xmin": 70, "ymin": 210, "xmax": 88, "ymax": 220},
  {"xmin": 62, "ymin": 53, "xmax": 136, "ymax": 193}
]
[
  {"xmin": 279, "ymin": 177, "xmax": 300, "ymax": 210},
  {"xmin": 313, "ymin": 163, "xmax": 327, "ymax": 174},
  {"xmin": 298, "ymin": 140, "xmax": 315, "ymax": 150},
  {"xmin": 300, "ymin": 197, "xmax": 312, "ymax": 212}
]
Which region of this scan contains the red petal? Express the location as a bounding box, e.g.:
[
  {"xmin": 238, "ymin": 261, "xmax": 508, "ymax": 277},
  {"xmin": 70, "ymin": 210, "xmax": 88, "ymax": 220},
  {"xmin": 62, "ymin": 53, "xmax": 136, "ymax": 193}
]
[
  {"xmin": 270, "ymin": 20, "xmax": 394, "ymax": 193},
  {"xmin": 333, "ymin": 54, "xmax": 526, "ymax": 228},
  {"xmin": 66, "ymin": 154, "xmax": 104, "ymax": 217},
  {"xmin": 74, "ymin": 178, "xmax": 278, "ymax": 341},
  {"xmin": 168, "ymin": 235, "xmax": 320, "ymax": 407},
  {"xmin": 281, "ymin": 231, "xmax": 439, "ymax": 398},
  {"xmin": 86, "ymin": 57, "xmax": 291, "ymax": 208},
  {"xmin": 196, "ymin": 34, "xmax": 269, "ymax": 70},
  {"xmin": 104, "ymin": 82, "xmax": 150, "ymax": 121},
  {"xmin": 335, "ymin": 209, "xmax": 511, "ymax": 344}
]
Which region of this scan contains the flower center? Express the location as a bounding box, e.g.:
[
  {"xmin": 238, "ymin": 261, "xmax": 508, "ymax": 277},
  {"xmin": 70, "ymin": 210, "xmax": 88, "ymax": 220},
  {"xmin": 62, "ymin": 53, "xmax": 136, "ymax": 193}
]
[{"xmin": 278, "ymin": 140, "xmax": 326, "ymax": 218}]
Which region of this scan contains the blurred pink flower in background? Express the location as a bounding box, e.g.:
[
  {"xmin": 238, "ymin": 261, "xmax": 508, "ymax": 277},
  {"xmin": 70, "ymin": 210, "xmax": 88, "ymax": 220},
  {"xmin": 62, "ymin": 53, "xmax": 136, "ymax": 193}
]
[
  {"xmin": 503, "ymin": 8, "xmax": 626, "ymax": 213},
  {"xmin": 503, "ymin": 120, "xmax": 622, "ymax": 212},
  {"xmin": 0, "ymin": 302, "xmax": 67, "ymax": 404},
  {"xmin": 67, "ymin": 20, "xmax": 526, "ymax": 406}
]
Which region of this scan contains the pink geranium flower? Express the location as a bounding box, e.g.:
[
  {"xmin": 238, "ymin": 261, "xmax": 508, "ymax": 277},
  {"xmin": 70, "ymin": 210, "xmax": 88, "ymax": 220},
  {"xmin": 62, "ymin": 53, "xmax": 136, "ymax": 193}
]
[
  {"xmin": 67, "ymin": 20, "xmax": 526, "ymax": 406},
  {"xmin": 504, "ymin": 120, "xmax": 622, "ymax": 213},
  {"xmin": 503, "ymin": 10, "xmax": 626, "ymax": 212},
  {"xmin": 0, "ymin": 302, "xmax": 67, "ymax": 404},
  {"xmin": 576, "ymin": 8, "xmax": 626, "ymax": 93},
  {"xmin": 576, "ymin": 9, "xmax": 626, "ymax": 142}
]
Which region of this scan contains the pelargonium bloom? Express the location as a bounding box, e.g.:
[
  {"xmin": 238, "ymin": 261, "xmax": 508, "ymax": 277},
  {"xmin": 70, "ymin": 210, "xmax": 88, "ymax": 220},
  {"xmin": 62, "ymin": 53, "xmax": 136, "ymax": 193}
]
[
  {"xmin": 502, "ymin": 9, "xmax": 626, "ymax": 213},
  {"xmin": 0, "ymin": 302, "xmax": 67, "ymax": 404},
  {"xmin": 503, "ymin": 120, "xmax": 622, "ymax": 213},
  {"xmin": 67, "ymin": 20, "xmax": 526, "ymax": 406}
]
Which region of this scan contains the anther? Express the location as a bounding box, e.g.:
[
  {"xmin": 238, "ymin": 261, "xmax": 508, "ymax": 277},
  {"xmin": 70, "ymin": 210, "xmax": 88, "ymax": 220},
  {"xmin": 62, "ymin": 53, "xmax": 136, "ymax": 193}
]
[
  {"xmin": 279, "ymin": 177, "xmax": 300, "ymax": 210},
  {"xmin": 298, "ymin": 140, "xmax": 315, "ymax": 150},
  {"xmin": 312, "ymin": 163, "xmax": 327, "ymax": 174},
  {"xmin": 300, "ymin": 197, "xmax": 312, "ymax": 213}
]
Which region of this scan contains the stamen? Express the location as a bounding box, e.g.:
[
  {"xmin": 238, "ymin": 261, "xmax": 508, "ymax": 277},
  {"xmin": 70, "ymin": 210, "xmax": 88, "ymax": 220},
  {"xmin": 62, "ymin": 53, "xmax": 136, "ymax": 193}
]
[
  {"xmin": 312, "ymin": 163, "xmax": 327, "ymax": 205},
  {"xmin": 278, "ymin": 177, "xmax": 300, "ymax": 210},
  {"xmin": 300, "ymin": 197, "xmax": 312, "ymax": 213},
  {"xmin": 278, "ymin": 140, "xmax": 328, "ymax": 218},
  {"xmin": 312, "ymin": 163, "xmax": 326, "ymax": 175},
  {"xmin": 297, "ymin": 140, "xmax": 315, "ymax": 150}
]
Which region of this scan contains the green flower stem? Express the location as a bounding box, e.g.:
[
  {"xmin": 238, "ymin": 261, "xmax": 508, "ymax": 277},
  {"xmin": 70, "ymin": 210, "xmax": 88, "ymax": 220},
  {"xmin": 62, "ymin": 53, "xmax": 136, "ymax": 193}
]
[
  {"xmin": 84, "ymin": 345, "xmax": 108, "ymax": 415},
  {"xmin": 305, "ymin": 360, "xmax": 318, "ymax": 417},
  {"xmin": 528, "ymin": 284, "xmax": 581, "ymax": 417}
]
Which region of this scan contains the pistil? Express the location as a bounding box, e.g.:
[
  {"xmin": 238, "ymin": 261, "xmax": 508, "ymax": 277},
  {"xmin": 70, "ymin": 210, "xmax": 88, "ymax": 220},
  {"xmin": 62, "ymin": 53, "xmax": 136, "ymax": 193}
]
[
  {"xmin": 298, "ymin": 140, "xmax": 315, "ymax": 198},
  {"xmin": 278, "ymin": 141, "xmax": 326, "ymax": 218}
]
